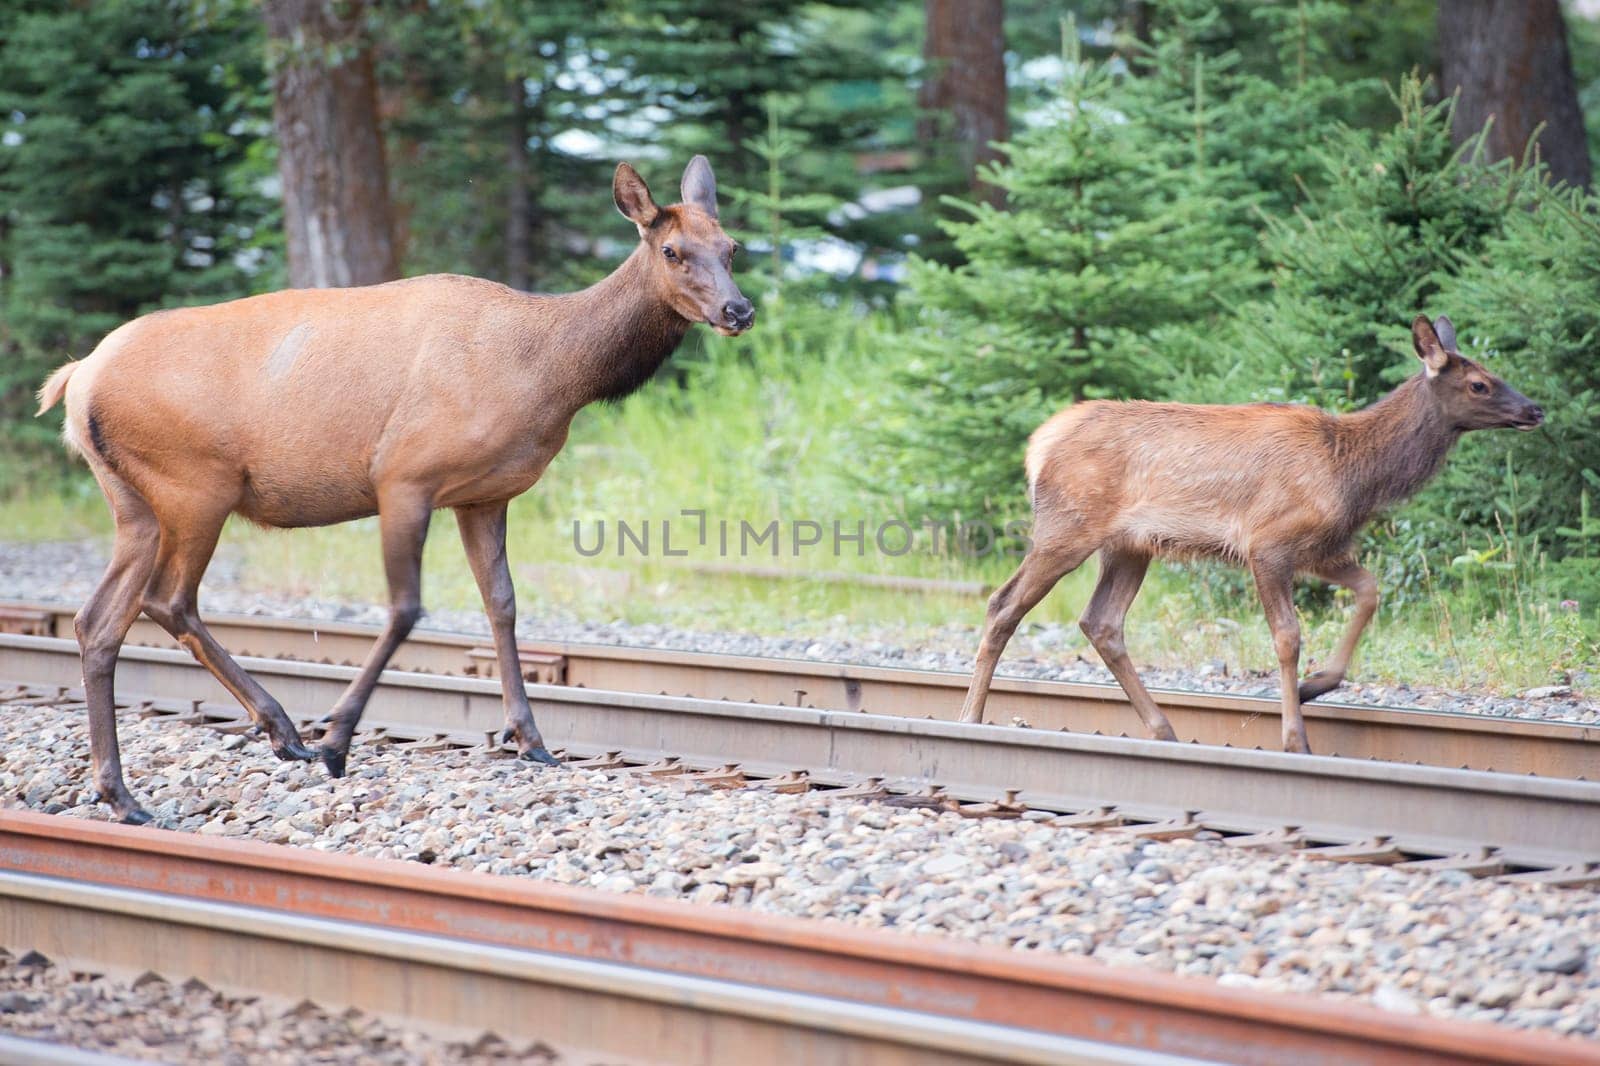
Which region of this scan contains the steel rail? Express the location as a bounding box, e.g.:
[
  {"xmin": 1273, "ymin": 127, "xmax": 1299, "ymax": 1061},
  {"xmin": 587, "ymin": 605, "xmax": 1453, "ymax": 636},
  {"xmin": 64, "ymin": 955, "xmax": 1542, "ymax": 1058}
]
[
  {"xmin": 0, "ymin": 810, "xmax": 1594, "ymax": 1066},
  {"xmin": 4, "ymin": 599, "xmax": 1598, "ymax": 779},
  {"xmin": 4, "ymin": 633, "xmax": 1600, "ymax": 874},
  {"xmin": 0, "ymin": 1035, "xmax": 150, "ymax": 1066}
]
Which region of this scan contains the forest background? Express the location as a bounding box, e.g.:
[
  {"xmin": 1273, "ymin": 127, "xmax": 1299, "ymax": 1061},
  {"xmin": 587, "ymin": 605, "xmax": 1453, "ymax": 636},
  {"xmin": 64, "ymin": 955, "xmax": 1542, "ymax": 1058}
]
[{"xmin": 5, "ymin": 0, "xmax": 1600, "ymax": 693}]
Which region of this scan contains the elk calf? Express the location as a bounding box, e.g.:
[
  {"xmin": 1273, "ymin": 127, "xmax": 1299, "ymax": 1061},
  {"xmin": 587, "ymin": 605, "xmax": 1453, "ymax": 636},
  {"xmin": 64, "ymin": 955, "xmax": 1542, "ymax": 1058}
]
[
  {"xmin": 37, "ymin": 156, "xmax": 752, "ymax": 823},
  {"xmin": 959, "ymin": 316, "xmax": 1543, "ymax": 753}
]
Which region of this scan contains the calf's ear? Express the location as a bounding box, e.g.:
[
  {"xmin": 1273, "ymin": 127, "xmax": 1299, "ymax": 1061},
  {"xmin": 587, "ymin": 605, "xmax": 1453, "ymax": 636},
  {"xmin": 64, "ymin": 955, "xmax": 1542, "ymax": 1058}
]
[
  {"xmin": 1412, "ymin": 315, "xmax": 1450, "ymax": 377},
  {"xmin": 1432, "ymin": 314, "xmax": 1458, "ymax": 352}
]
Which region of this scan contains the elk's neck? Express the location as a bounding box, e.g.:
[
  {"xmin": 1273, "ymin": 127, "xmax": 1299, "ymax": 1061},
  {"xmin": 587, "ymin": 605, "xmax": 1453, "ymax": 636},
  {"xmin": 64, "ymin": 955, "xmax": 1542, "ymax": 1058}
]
[
  {"xmin": 549, "ymin": 245, "xmax": 692, "ymax": 409},
  {"xmin": 1336, "ymin": 376, "xmax": 1460, "ymax": 521}
]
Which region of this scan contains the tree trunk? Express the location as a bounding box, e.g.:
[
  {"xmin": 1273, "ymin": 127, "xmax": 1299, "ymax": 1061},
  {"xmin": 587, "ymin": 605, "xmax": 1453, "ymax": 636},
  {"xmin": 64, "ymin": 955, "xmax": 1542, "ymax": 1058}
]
[
  {"xmin": 505, "ymin": 76, "xmax": 531, "ymax": 292},
  {"xmin": 264, "ymin": 0, "xmax": 399, "ymax": 287},
  {"xmin": 920, "ymin": 0, "xmax": 1008, "ymax": 206},
  {"xmin": 1438, "ymin": 0, "xmax": 1592, "ymax": 190}
]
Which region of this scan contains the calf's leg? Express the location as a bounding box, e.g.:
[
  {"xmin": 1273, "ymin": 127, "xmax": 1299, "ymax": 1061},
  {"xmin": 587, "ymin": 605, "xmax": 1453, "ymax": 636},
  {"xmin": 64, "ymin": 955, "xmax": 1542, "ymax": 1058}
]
[
  {"xmin": 76, "ymin": 468, "xmax": 161, "ymax": 823},
  {"xmin": 1078, "ymin": 549, "xmax": 1176, "ymax": 741},
  {"xmin": 320, "ymin": 491, "xmax": 432, "ymax": 777},
  {"xmin": 1251, "ymin": 555, "xmax": 1308, "ymax": 753},
  {"xmin": 455, "ymin": 501, "xmax": 558, "ymax": 766},
  {"xmin": 1298, "ymin": 556, "xmax": 1378, "ymax": 702},
  {"xmin": 960, "ymin": 544, "xmax": 1092, "ymax": 725}
]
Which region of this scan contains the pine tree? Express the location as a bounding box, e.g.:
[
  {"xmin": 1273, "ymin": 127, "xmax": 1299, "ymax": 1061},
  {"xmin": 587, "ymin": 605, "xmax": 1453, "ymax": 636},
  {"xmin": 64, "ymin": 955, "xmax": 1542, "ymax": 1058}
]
[
  {"xmin": 0, "ymin": 0, "xmax": 272, "ymax": 457},
  {"xmin": 376, "ymin": 0, "xmax": 629, "ymax": 290},
  {"xmin": 611, "ymin": 0, "xmax": 928, "ymax": 267},
  {"xmin": 875, "ymin": 20, "xmax": 1253, "ymax": 518}
]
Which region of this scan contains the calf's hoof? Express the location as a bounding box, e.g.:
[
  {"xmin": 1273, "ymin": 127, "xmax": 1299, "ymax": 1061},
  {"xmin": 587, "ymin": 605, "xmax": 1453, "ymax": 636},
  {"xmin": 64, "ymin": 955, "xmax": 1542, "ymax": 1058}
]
[
  {"xmin": 321, "ymin": 746, "xmax": 349, "ymax": 779},
  {"xmin": 1297, "ymin": 671, "xmax": 1343, "ymax": 703},
  {"xmin": 120, "ymin": 807, "xmax": 155, "ymax": 826},
  {"xmin": 518, "ymin": 746, "xmax": 561, "ymax": 767}
]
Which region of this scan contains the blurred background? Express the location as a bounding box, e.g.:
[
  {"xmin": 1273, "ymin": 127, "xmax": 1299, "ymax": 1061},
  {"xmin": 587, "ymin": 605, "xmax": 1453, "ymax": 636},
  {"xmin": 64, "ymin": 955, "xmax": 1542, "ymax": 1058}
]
[{"xmin": 4, "ymin": 0, "xmax": 1600, "ymax": 694}]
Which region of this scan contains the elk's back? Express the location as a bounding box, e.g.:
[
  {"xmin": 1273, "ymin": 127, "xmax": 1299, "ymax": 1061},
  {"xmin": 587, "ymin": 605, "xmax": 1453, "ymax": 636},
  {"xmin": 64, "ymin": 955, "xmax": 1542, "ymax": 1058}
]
[{"xmin": 61, "ymin": 276, "xmax": 541, "ymax": 527}]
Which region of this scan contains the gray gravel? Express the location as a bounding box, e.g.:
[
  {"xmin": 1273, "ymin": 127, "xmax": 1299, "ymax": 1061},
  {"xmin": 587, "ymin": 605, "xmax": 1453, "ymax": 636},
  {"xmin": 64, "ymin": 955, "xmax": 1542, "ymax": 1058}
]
[
  {"xmin": 0, "ymin": 944, "xmax": 565, "ymax": 1064},
  {"xmin": 3, "ymin": 538, "xmax": 1597, "ymax": 725},
  {"xmin": 3, "ymin": 696, "xmax": 1597, "ymax": 1041}
]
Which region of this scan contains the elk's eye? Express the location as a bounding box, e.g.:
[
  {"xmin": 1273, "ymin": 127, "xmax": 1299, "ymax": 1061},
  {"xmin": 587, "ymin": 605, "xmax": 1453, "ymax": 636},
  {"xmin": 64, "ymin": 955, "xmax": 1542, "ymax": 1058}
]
[
  {"xmin": 662, "ymin": 245, "xmax": 678, "ymax": 262},
  {"xmin": 1470, "ymin": 380, "xmax": 1489, "ymax": 395}
]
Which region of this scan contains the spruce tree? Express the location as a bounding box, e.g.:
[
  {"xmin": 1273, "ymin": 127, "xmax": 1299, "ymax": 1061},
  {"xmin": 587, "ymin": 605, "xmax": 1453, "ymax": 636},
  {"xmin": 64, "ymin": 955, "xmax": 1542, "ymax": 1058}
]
[
  {"xmin": 1429, "ymin": 181, "xmax": 1600, "ymax": 551},
  {"xmin": 1177, "ymin": 77, "xmax": 1526, "ymax": 411},
  {"xmin": 876, "ymin": 22, "xmax": 1252, "ymax": 518}
]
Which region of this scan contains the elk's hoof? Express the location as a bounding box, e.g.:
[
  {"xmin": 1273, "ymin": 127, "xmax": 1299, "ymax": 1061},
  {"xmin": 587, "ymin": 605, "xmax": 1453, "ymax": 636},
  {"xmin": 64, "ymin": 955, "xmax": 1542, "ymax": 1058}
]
[
  {"xmin": 518, "ymin": 746, "xmax": 560, "ymax": 767},
  {"xmin": 274, "ymin": 737, "xmax": 317, "ymax": 762},
  {"xmin": 120, "ymin": 807, "xmax": 154, "ymax": 826},
  {"xmin": 321, "ymin": 747, "xmax": 349, "ymax": 779}
]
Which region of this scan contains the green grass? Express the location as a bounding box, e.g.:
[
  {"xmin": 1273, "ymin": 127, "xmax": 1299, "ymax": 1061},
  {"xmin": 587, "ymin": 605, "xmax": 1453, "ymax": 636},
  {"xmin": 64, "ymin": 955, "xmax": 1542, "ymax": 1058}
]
[{"xmin": 4, "ymin": 305, "xmax": 1594, "ymax": 696}]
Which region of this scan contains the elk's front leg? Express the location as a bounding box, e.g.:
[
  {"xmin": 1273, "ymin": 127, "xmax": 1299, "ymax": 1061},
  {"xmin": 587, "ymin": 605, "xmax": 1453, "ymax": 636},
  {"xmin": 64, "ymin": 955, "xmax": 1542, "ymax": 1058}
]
[
  {"xmin": 1251, "ymin": 555, "xmax": 1309, "ymax": 754},
  {"xmin": 320, "ymin": 492, "xmax": 432, "ymax": 778},
  {"xmin": 455, "ymin": 501, "xmax": 558, "ymax": 766}
]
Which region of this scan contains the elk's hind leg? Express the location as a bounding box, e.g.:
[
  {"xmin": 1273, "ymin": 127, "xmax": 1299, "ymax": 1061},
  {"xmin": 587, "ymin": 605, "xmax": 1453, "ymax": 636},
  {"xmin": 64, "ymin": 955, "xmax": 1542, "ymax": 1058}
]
[
  {"xmin": 959, "ymin": 543, "xmax": 1093, "ymax": 725},
  {"xmin": 455, "ymin": 501, "xmax": 558, "ymax": 766},
  {"xmin": 1079, "ymin": 549, "xmax": 1176, "ymax": 741},
  {"xmin": 141, "ymin": 495, "xmax": 314, "ymax": 763},
  {"xmin": 75, "ymin": 466, "xmax": 161, "ymax": 823},
  {"xmin": 1298, "ymin": 556, "xmax": 1378, "ymax": 702}
]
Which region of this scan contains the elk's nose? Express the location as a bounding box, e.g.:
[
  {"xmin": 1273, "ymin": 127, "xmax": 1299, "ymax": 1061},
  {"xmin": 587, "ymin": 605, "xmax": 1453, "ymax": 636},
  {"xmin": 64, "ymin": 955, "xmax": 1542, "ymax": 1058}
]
[
  {"xmin": 723, "ymin": 298, "xmax": 755, "ymax": 330},
  {"xmin": 1528, "ymin": 404, "xmax": 1545, "ymax": 424}
]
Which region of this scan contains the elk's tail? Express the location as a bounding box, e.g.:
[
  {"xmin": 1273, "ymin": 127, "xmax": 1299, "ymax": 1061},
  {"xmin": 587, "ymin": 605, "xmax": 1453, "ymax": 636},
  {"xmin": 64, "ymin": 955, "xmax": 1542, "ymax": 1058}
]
[{"xmin": 35, "ymin": 361, "xmax": 79, "ymax": 415}]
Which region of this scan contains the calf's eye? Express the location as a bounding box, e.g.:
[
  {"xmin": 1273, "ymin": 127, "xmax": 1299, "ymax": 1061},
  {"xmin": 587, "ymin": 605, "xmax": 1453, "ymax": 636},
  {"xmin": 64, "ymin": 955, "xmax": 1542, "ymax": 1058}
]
[{"xmin": 1470, "ymin": 380, "xmax": 1489, "ymax": 395}]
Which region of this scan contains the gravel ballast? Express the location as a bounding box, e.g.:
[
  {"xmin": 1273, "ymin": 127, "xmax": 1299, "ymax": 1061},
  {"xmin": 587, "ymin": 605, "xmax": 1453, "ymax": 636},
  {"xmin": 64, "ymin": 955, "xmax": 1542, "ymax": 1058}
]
[
  {"xmin": 2, "ymin": 537, "xmax": 1597, "ymax": 725},
  {"xmin": 0, "ymin": 946, "xmax": 565, "ymax": 1065},
  {"xmin": 1, "ymin": 696, "xmax": 1596, "ymax": 1042}
]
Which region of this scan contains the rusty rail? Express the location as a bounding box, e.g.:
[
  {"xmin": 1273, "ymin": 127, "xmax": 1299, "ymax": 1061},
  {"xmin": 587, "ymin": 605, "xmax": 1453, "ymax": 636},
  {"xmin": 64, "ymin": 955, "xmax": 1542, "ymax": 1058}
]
[
  {"xmin": 4, "ymin": 599, "xmax": 1597, "ymax": 779},
  {"xmin": 0, "ymin": 809, "xmax": 1593, "ymax": 1066}
]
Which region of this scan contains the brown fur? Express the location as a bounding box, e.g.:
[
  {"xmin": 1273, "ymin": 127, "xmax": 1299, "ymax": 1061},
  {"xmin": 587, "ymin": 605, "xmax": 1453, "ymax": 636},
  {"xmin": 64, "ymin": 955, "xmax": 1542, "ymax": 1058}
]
[
  {"xmin": 960, "ymin": 316, "xmax": 1543, "ymax": 753},
  {"xmin": 36, "ymin": 156, "xmax": 753, "ymax": 823}
]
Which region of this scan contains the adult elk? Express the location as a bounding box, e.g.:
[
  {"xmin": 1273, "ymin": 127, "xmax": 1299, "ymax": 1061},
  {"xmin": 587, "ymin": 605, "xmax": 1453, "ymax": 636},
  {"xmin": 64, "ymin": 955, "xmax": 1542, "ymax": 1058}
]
[
  {"xmin": 37, "ymin": 156, "xmax": 753, "ymax": 823},
  {"xmin": 959, "ymin": 316, "xmax": 1543, "ymax": 753}
]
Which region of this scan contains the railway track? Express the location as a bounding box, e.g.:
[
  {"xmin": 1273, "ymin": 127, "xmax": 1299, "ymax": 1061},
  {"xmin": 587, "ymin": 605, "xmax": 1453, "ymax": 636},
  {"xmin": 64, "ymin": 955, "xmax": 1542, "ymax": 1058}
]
[
  {"xmin": 3, "ymin": 621, "xmax": 1600, "ymax": 880},
  {"xmin": 4, "ymin": 598, "xmax": 1599, "ymax": 779},
  {"xmin": 4, "ymin": 606, "xmax": 1600, "ymax": 1061},
  {"xmin": 1, "ymin": 808, "xmax": 1595, "ymax": 1066}
]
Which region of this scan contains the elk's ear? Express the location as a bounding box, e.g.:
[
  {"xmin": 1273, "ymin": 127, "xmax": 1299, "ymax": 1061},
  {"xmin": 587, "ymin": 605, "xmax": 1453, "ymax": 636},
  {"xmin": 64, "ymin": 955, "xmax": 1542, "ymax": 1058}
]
[
  {"xmin": 1432, "ymin": 314, "xmax": 1458, "ymax": 353},
  {"xmin": 613, "ymin": 163, "xmax": 659, "ymax": 229},
  {"xmin": 680, "ymin": 154, "xmax": 718, "ymax": 218},
  {"xmin": 1412, "ymin": 314, "xmax": 1450, "ymax": 377}
]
